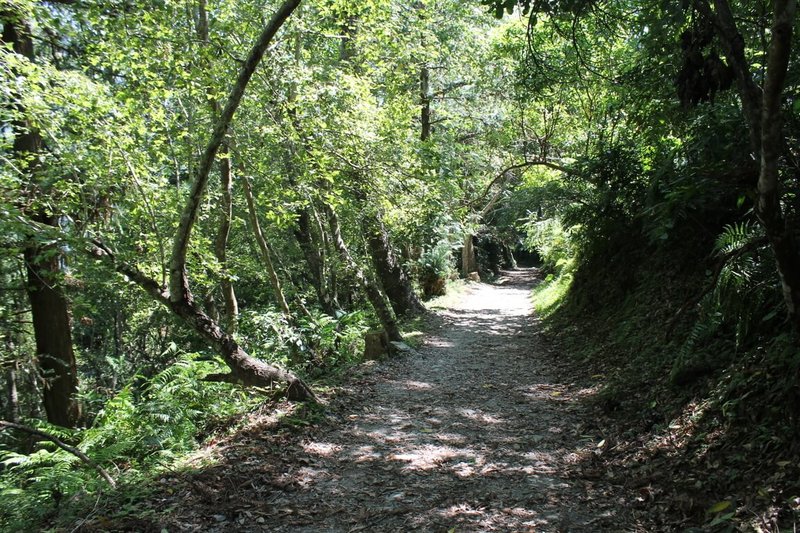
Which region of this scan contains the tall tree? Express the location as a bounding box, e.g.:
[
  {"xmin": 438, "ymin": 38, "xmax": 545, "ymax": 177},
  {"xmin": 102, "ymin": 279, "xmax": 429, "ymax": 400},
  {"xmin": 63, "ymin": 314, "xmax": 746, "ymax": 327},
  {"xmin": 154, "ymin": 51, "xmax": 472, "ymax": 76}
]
[
  {"xmin": 2, "ymin": 8, "xmax": 81, "ymax": 427},
  {"xmin": 196, "ymin": 0, "xmax": 239, "ymax": 333}
]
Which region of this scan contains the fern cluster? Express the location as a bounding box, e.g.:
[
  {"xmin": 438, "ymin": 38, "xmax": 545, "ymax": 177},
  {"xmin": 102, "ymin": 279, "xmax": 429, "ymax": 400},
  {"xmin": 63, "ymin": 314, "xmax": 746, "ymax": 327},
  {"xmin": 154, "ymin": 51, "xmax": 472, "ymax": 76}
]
[
  {"xmin": 238, "ymin": 308, "xmax": 369, "ymax": 371},
  {"xmin": 0, "ymin": 353, "xmax": 254, "ymax": 530},
  {"xmin": 671, "ymin": 221, "xmax": 782, "ymax": 383}
]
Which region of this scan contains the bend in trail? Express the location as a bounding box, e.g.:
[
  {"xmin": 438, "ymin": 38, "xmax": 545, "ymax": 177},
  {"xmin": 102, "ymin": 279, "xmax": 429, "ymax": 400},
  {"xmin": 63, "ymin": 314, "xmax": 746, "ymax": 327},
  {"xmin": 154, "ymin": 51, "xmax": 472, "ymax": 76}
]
[{"xmin": 153, "ymin": 269, "xmax": 645, "ymax": 532}]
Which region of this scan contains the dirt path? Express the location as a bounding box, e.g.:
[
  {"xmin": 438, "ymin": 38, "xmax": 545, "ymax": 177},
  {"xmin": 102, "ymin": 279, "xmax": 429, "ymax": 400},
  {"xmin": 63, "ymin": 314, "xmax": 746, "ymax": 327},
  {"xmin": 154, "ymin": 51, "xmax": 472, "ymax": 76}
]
[{"xmin": 145, "ymin": 269, "xmax": 643, "ymax": 532}]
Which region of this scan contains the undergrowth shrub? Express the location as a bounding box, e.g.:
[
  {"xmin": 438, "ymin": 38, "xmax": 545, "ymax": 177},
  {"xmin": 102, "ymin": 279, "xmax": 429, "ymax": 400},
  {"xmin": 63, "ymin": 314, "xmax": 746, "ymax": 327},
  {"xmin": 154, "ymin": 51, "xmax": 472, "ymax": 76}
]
[
  {"xmin": 238, "ymin": 308, "xmax": 368, "ymax": 372},
  {"xmin": 0, "ymin": 353, "xmax": 254, "ymax": 530},
  {"xmin": 419, "ymin": 240, "xmax": 456, "ymax": 280},
  {"xmin": 670, "ymin": 221, "xmax": 782, "ymax": 385},
  {"xmin": 523, "ymin": 218, "xmax": 575, "ymax": 276}
]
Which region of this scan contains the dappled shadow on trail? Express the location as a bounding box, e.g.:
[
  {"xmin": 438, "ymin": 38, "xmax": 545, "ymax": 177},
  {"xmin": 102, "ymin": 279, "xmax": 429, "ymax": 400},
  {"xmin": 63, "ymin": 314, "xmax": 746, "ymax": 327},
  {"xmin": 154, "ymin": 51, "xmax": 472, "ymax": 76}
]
[{"xmin": 126, "ymin": 268, "xmax": 646, "ymax": 532}]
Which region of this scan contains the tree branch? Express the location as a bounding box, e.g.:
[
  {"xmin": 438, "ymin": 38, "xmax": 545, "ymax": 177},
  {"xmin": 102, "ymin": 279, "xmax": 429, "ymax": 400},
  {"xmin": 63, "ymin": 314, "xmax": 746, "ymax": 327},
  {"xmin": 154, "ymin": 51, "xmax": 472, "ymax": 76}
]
[
  {"xmin": 89, "ymin": 239, "xmax": 169, "ymax": 304},
  {"xmin": 169, "ymin": 0, "xmax": 302, "ymax": 302},
  {"xmin": 475, "ymin": 159, "xmax": 571, "ymax": 212},
  {"xmin": 692, "ymin": 0, "xmax": 762, "ymax": 152}
]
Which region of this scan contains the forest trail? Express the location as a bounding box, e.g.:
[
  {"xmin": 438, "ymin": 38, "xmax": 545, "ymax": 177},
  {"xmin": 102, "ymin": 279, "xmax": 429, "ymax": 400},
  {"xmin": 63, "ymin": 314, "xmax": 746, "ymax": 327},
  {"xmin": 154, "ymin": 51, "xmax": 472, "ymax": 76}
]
[{"xmin": 144, "ymin": 269, "xmax": 641, "ymax": 532}]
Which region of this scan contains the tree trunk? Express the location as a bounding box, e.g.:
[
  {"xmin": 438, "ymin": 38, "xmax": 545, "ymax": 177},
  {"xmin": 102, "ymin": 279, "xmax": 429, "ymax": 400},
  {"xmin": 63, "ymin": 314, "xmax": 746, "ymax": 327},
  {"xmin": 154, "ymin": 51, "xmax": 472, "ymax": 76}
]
[
  {"xmin": 753, "ymin": 0, "xmax": 800, "ymax": 331},
  {"xmin": 169, "ymin": 299, "xmax": 312, "ymax": 400},
  {"xmin": 697, "ymin": 0, "xmax": 800, "ymax": 331},
  {"xmin": 462, "ymin": 234, "xmax": 477, "ymax": 277},
  {"xmin": 325, "ymin": 205, "xmax": 402, "ymax": 342},
  {"xmin": 169, "ymin": 0, "xmax": 302, "ymax": 303},
  {"xmin": 90, "ymin": 241, "xmax": 316, "ymax": 401},
  {"xmin": 293, "ymin": 205, "xmax": 335, "ymax": 314},
  {"xmin": 3, "ymin": 14, "xmax": 81, "ymax": 427},
  {"xmin": 363, "ymin": 215, "xmax": 424, "ymax": 317},
  {"xmin": 213, "ymin": 146, "xmax": 239, "ymax": 332},
  {"xmin": 197, "ymin": 2, "xmax": 239, "ymax": 334},
  {"xmin": 420, "ymin": 66, "xmax": 431, "ymax": 141},
  {"xmin": 24, "ymin": 242, "xmax": 82, "ymax": 427},
  {"xmin": 502, "ymin": 244, "xmax": 517, "ymax": 269},
  {"xmin": 281, "ymin": 26, "xmax": 336, "ymax": 316},
  {"xmin": 7, "ymin": 363, "xmax": 20, "ymax": 424},
  {"xmin": 241, "ymin": 175, "xmax": 292, "ymax": 318},
  {"xmin": 101, "ymin": 0, "xmax": 313, "ymax": 398}
]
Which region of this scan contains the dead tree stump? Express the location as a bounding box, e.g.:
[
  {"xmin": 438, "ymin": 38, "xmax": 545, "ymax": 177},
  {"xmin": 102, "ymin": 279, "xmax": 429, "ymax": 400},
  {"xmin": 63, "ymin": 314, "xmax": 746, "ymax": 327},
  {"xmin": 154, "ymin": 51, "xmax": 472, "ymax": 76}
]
[{"xmin": 364, "ymin": 330, "xmax": 389, "ymax": 360}]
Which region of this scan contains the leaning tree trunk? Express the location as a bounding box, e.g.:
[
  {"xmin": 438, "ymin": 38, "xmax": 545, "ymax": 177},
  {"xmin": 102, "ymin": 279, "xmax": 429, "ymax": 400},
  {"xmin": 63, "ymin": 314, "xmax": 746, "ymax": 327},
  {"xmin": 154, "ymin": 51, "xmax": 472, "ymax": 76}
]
[
  {"xmin": 363, "ymin": 214, "xmax": 424, "ymax": 317},
  {"xmin": 502, "ymin": 244, "xmax": 517, "ymax": 269},
  {"xmin": 3, "ymin": 14, "xmax": 81, "ymax": 427},
  {"xmin": 91, "ymin": 241, "xmax": 316, "ymax": 401},
  {"xmin": 325, "ymin": 205, "xmax": 402, "ymax": 342},
  {"xmin": 169, "ymin": 300, "xmax": 313, "ymax": 399},
  {"xmin": 106, "ymin": 0, "xmax": 313, "ymax": 399}
]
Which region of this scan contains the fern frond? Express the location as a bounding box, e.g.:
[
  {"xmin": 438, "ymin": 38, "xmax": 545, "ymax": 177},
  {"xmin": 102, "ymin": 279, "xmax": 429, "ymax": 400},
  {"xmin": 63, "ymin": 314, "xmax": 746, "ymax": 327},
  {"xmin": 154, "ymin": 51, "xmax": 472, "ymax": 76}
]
[{"xmin": 715, "ymin": 221, "xmax": 762, "ymax": 255}]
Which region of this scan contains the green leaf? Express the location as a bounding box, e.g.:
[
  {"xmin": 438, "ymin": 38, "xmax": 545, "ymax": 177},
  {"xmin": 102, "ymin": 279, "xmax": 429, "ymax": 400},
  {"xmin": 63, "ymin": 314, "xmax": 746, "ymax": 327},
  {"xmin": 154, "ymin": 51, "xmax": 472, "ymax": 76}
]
[{"xmin": 706, "ymin": 500, "xmax": 732, "ymax": 514}]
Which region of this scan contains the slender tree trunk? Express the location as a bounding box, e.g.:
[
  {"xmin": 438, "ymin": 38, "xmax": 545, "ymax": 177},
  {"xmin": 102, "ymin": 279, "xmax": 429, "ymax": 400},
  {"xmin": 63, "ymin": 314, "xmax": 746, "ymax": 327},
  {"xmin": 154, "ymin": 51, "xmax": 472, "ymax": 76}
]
[
  {"xmin": 241, "ymin": 174, "xmax": 308, "ymax": 365},
  {"xmin": 3, "ymin": 14, "xmax": 81, "ymax": 427},
  {"xmin": 753, "ymin": 0, "xmax": 800, "ymax": 331},
  {"xmin": 293, "ymin": 205, "xmax": 335, "ymax": 314},
  {"xmin": 420, "ymin": 66, "xmax": 431, "ymax": 141},
  {"xmin": 280, "ymin": 26, "xmax": 336, "ymax": 316},
  {"xmin": 325, "ymin": 205, "xmax": 402, "ymax": 341},
  {"xmin": 280, "ymin": 129, "xmax": 334, "ymax": 315},
  {"xmin": 7, "ymin": 363, "xmax": 20, "ymax": 424},
  {"xmin": 197, "ymin": 0, "xmax": 238, "ymax": 332},
  {"xmin": 241, "ymin": 175, "xmax": 292, "ymax": 318},
  {"xmin": 214, "ymin": 146, "xmax": 239, "ymax": 332}
]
